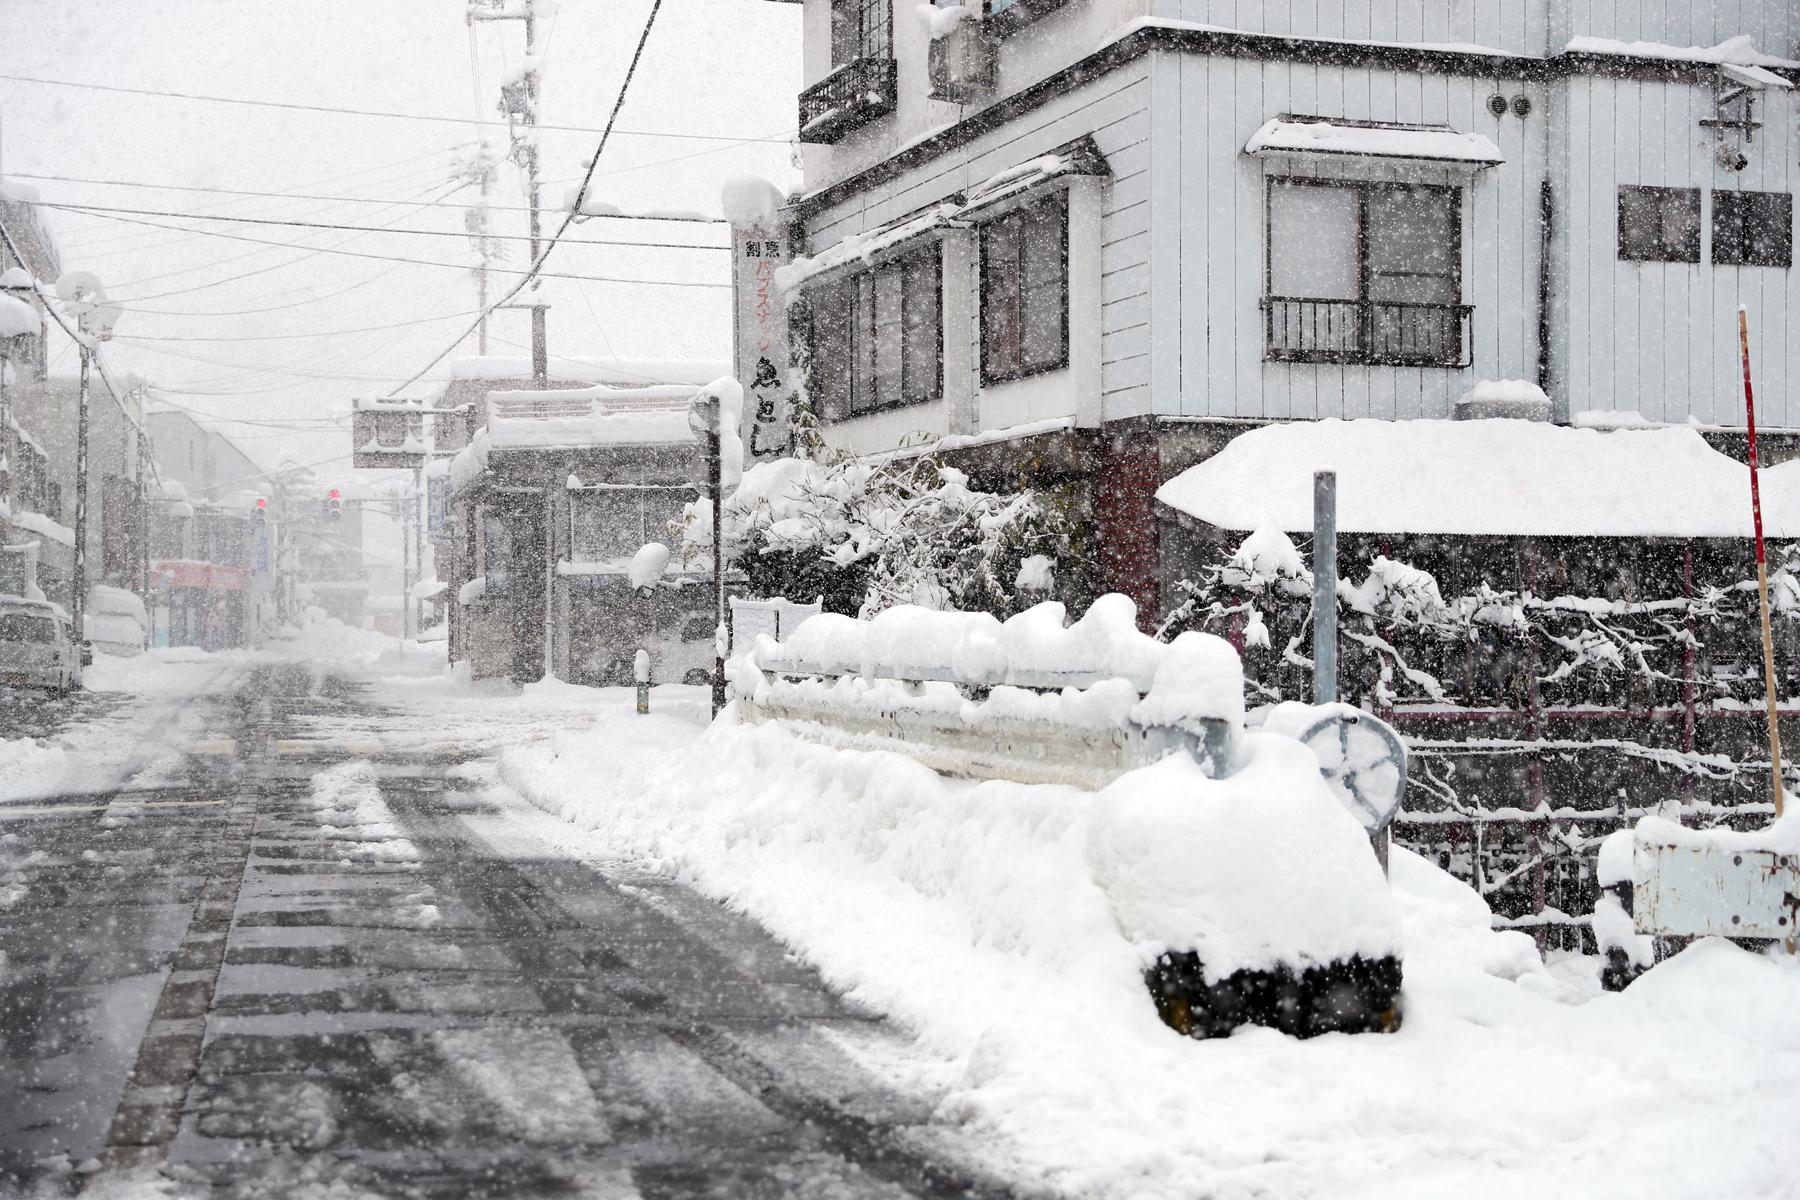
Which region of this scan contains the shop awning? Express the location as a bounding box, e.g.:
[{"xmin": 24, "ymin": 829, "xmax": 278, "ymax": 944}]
[{"xmin": 1155, "ymin": 418, "xmax": 1800, "ymax": 539}]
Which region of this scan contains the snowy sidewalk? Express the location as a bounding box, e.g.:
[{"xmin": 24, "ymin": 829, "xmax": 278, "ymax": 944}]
[{"xmin": 489, "ymin": 692, "xmax": 1800, "ymax": 1200}]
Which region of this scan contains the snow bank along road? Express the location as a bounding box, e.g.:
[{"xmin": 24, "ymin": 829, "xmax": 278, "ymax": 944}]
[{"xmin": 0, "ymin": 658, "xmax": 1007, "ymax": 1199}]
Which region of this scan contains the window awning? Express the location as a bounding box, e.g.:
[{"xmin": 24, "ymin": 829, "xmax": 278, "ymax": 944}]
[
  {"xmin": 1245, "ymin": 118, "xmax": 1504, "ymax": 168},
  {"xmin": 1155, "ymin": 418, "xmax": 1800, "ymax": 540}
]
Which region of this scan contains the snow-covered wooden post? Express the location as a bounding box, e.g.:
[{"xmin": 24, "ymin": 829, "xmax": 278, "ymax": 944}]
[{"xmin": 688, "ymin": 391, "xmax": 727, "ymax": 715}]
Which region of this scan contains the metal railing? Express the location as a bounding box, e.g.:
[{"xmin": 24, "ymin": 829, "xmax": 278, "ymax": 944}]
[
  {"xmin": 798, "ymin": 57, "xmax": 898, "ymax": 145},
  {"xmin": 1263, "ymin": 296, "xmax": 1473, "ymax": 368}
]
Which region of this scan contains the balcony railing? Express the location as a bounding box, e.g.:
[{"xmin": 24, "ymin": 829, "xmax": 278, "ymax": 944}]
[
  {"xmin": 1263, "ymin": 297, "xmax": 1474, "ymax": 368},
  {"xmin": 798, "ymin": 57, "xmax": 897, "ymax": 145}
]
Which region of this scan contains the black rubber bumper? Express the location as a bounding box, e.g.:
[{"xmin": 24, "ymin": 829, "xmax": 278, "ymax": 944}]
[{"xmin": 1147, "ymin": 951, "xmax": 1403, "ymax": 1040}]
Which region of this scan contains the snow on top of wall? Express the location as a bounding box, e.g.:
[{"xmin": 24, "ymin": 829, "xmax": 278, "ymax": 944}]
[
  {"xmin": 1566, "ymin": 33, "xmax": 1800, "ymax": 76},
  {"xmin": 1157, "ymin": 417, "xmax": 1800, "ymax": 540},
  {"xmin": 0, "ymin": 294, "xmax": 40, "ymax": 338},
  {"xmin": 442, "ymin": 356, "xmax": 729, "ymax": 388},
  {"xmin": 487, "ymin": 406, "xmax": 694, "ymax": 452},
  {"xmin": 1246, "ymin": 118, "xmax": 1503, "ymax": 166},
  {"xmin": 752, "ymin": 593, "xmax": 1246, "ymax": 728}
]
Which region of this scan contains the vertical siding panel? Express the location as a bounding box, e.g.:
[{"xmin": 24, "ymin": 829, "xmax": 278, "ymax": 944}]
[
  {"xmin": 1148, "ymin": 52, "xmax": 1182, "ymax": 417},
  {"xmin": 1237, "ymin": 58, "xmax": 1269, "ymax": 420},
  {"xmin": 1207, "ymin": 56, "xmax": 1246, "ymax": 417},
  {"xmin": 1367, "ymin": 0, "xmax": 1394, "ymax": 46},
  {"xmin": 1474, "ymin": 84, "xmax": 1511, "ymax": 393},
  {"xmin": 1565, "ymin": 75, "xmax": 1592, "ymax": 413},
  {"xmin": 1260, "ymin": 59, "xmax": 1294, "ymax": 421},
  {"xmin": 1639, "ymin": 79, "xmax": 1666, "ymax": 419},
  {"xmin": 1178, "ymin": 51, "xmax": 1208, "ymax": 415},
  {"xmin": 1317, "ymin": 62, "xmax": 1345, "ymax": 121}
]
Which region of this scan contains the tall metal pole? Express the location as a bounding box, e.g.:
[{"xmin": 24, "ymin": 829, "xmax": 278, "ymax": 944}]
[
  {"xmin": 710, "ymin": 430, "xmax": 726, "ymax": 715},
  {"xmin": 1740, "ymin": 305, "xmax": 1785, "ymax": 818},
  {"xmin": 1312, "ymin": 470, "xmax": 1337, "ymax": 705},
  {"xmin": 73, "ymin": 342, "xmax": 90, "ymax": 645}
]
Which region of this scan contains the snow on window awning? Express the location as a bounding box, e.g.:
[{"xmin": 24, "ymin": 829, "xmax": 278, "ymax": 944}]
[
  {"xmin": 776, "ymin": 135, "xmax": 1111, "ymax": 294},
  {"xmin": 1245, "ymin": 118, "xmax": 1504, "ymax": 168},
  {"xmin": 1155, "ymin": 418, "xmax": 1800, "ymax": 540}
]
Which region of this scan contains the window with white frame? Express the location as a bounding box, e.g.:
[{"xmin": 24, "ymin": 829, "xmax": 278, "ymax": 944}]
[
  {"xmin": 807, "ymin": 242, "xmax": 942, "ymax": 421},
  {"xmin": 980, "ymin": 191, "xmax": 1068, "ymax": 384},
  {"xmin": 1264, "ymin": 178, "xmax": 1470, "ymax": 367}
]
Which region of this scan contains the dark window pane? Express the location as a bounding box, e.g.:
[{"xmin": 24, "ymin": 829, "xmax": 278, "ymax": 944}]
[
  {"xmin": 982, "ymin": 216, "xmax": 1022, "ymax": 379},
  {"xmin": 830, "ymin": 0, "xmax": 889, "ymax": 65},
  {"xmin": 1620, "ymin": 185, "xmax": 1700, "ymax": 262},
  {"xmin": 852, "ymin": 273, "xmax": 876, "ymax": 413},
  {"xmin": 1751, "ymin": 192, "xmax": 1792, "ymax": 266},
  {"xmin": 872, "ymin": 262, "xmax": 905, "ymax": 407},
  {"xmin": 981, "ymin": 195, "xmax": 1067, "ymax": 382},
  {"xmin": 1019, "ymin": 196, "xmax": 1067, "ymax": 372},
  {"xmin": 1366, "ymin": 187, "xmax": 1458, "ymax": 305},
  {"xmin": 809, "ymin": 282, "xmax": 854, "ymax": 420},
  {"xmin": 901, "ymin": 248, "xmax": 940, "ymax": 404},
  {"xmin": 1717, "ymin": 190, "xmax": 1791, "ymax": 267}
]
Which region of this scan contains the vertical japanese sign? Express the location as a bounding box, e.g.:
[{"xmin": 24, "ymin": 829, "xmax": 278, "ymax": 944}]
[
  {"xmin": 731, "ymin": 219, "xmax": 795, "ymax": 462},
  {"xmin": 427, "ymin": 475, "xmax": 446, "ymax": 534}
]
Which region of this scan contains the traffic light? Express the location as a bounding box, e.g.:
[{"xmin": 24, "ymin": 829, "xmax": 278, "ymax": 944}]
[
  {"xmin": 326, "ymin": 490, "xmax": 342, "ymax": 522},
  {"xmin": 254, "ymin": 497, "xmax": 267, "ymax": 521}
]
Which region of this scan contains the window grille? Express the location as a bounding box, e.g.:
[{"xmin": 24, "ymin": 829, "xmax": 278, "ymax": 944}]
[{"xmin": 1265, "ymin": 179, "xmax": 1470, "ymax": 367}]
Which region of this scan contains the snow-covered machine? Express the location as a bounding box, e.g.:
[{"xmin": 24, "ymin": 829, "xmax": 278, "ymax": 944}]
[{"xmin": 729, "ymin": 593, "xmax": 1407, "ymax": 1038}]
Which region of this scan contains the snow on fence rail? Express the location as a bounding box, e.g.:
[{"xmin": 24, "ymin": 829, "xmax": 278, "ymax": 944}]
[{"xmin": 731, "ymin": 594, "xmax": 1244, "ymax": 788}]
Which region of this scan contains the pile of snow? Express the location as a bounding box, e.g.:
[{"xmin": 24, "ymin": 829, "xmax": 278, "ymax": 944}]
[
  {"xmin": 1157, "ymin": 417, "xmax": 1800, "ymax": 538},
  {"xmin": 748, "ymin": 595, "xmax": 1246, "ymax": 728},
  {"xmin": 915, "ymin": 2, "xmax": 971, "ymax": 39},
  {"xmin": 492, "ymin": 683, "xmax": 1800, "ymax": 1196},
  {"xmin": 0, "ymin": 294, "xmax": 38, "ymax": 339},
  {"xmin": 719, "ymin": 175, "xmax": 784, "ymax": 227},
  {"xmin": 1567, "ymin": 33, "xmax": 1799, "ymax": 83},
  {"xmin": 0, "ymin": 737, "xmax": 73, "ymax": 803}
]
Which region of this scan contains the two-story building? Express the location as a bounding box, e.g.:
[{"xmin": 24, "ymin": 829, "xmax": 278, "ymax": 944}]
[{"xmin": 774, "ymin": 0, "xmax": 1800, "ymax": 621}]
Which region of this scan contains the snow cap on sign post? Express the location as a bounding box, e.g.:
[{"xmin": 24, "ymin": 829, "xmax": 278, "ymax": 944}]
[
  {"xmin": 692, "ymin": 377, "xmax": 743, "ymax": 488},
  {"xmin": 720, "ymin": 176, "xmax": 784, "ymax": 228}
]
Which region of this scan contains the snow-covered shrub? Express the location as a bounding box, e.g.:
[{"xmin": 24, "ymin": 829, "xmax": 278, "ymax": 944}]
[{"xmin": 677, "ymin": 452, "xmax": 1087, "ymax": 620}]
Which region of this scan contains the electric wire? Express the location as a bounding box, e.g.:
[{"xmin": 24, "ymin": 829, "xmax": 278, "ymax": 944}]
[
  {"xmin": 387, "ymin": 0, "xmax": 671, "ymax": 397},
  {"xmin": 42, "ymin": 201, "xmax": 728, "ymax": 249},
  {"xmin": 0, "ymin": 71, "xmax": 794, "ymax": 142}
]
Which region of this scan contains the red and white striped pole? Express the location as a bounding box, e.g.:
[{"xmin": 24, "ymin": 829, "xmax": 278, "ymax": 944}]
[{"xmin": 1741, "ymin": 304, "xmax": 1785, "ymax": 819}]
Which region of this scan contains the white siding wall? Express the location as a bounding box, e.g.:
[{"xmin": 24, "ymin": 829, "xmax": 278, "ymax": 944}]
[
  {"xmin": 802, "ymin": 37, "xmax": 1800, "ymax": 449},
  {"xmin": 805, "ymin": 59, "xmax": 1153, "ymax": 455},
  {"xmin": 1554, "ymin": 74, "xmax": 1800, "ymax": 426}
]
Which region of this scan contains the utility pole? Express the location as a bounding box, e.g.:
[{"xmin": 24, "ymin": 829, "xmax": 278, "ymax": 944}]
[
  {"xmin": 469, "ymin": 0, "xmax": 545, "ymax": 366},
  {"xmin": 73, "ymin": 344, "xmax": 89, "ymax": 640}
]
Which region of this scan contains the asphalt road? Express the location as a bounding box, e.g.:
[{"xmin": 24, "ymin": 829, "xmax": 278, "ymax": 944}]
[{"xmin": 0, "ymin": 664, "xmax": 1007, "ymax": 1199}]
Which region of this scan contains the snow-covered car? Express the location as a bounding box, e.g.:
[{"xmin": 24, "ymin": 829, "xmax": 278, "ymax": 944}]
[{"xmin": 0, "ymin": 597, "xmax": 88, "ymax": 695}]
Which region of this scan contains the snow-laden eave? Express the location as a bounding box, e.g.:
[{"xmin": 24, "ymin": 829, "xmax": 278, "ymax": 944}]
[
  {"xmin": 779, "ymin": 136, "xmax": 1109, "ymax": 295},
  {"xmin": 1155, "ymin": 417, "xmax": 1800, "ymax": 540},
  {"xmin": 1246, "ymin": 118, "xmax": 1504, "ymax": 167}
]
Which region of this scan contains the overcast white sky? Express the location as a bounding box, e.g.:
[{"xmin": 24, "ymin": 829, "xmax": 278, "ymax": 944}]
[{"xmin": 0, "ymin": 0, "xmax": 803, "ymax": 493}]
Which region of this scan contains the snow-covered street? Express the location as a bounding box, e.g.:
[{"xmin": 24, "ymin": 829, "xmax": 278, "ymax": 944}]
[{"xmin": 4, "ymin": 638, "xmax": 1799, "ymax": 1198}]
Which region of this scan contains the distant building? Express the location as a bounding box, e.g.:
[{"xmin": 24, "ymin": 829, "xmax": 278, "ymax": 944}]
[{"xmin": 2, "ymin": 185, "xmax": 145, "ymax": 612}]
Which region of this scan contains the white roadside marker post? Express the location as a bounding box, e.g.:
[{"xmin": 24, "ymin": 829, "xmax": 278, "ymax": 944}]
[{"xmin": 635, "ymin": 648, "xmax": 650, "ymax": 715}]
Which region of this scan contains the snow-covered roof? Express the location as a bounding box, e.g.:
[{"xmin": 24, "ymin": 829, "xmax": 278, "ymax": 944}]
[
  {"xmin": 442, "ymin": 356, "xmax": 728, "ymax": 388},
  {"xmin": 1565, "ymin": 35, "xmax": 1798, "ymax": 87},
  {"xmin": 1246, "ymin": 118, "xmax": 1504, "ymax": 167},
  {"xmin": 1156, "ymin": 417, "xmax": 1800, "ymax": 540},
  {"xmin": 487, "ymin": 407, "xmax": 694, "ymax": 451}
]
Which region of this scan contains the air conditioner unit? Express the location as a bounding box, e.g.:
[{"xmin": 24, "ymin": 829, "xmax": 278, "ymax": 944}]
[{"xmin": 928, "ymin": 19, "xmax": 997, "ymax": 103}]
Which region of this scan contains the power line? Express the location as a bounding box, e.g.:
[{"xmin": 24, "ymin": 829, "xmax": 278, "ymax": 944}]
[
  {"xmin": 0, "ymin": 71, "xmax": 794, "ymax": 142},
  {"xmin": 61, "ymin": 207, "xmax": 729, "ymax": 288},
  {"xmin": 389, "ymin": 0, "xmax": 671, "ymax": 397},
  {"xmin": 43, "ymin": 201, "xmax": 728, "ymax": 248},
  {"xmin": 118, "ymin": 309, "xmax": 486, "ymax": 342},
  {"xmin": 9, "ymin": 171, "xmax": 734, "ymax": 222}
]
